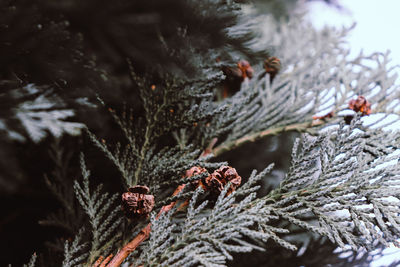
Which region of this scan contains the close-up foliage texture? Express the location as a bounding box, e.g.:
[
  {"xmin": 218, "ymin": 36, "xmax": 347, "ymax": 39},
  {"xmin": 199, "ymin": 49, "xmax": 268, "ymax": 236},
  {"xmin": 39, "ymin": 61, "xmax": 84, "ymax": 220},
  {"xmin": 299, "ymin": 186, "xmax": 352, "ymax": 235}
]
[{"xmin": 1, "ymin": 0, "xmax": 400, "ymax": 266}]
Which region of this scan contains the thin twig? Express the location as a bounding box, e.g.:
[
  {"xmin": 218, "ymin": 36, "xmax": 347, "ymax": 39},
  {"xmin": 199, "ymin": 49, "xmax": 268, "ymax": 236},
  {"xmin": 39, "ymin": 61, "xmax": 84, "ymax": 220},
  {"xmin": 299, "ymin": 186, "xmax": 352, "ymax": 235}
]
[
  {"xmin": 200, "ymin": 137, "xmax": 218, "ymax": 157},
  {"xmin": 93, "ymin": 256, "xmax": 103, "ymax": 267},
  {"xmin": 100, "ymin": 254, "xmax": 113, "ymax": 267},
  {"xmin": 212, "ymin": 120, "xmax": 324, "ymax": 157}
]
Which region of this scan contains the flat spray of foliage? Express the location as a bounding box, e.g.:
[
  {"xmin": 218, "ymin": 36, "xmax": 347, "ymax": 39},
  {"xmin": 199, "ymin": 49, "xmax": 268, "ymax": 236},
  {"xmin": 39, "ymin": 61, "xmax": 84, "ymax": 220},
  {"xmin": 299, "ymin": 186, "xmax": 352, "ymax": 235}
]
[{"xmin": 44, "ymin": 8, "xmax": 400, "ymax": 267}]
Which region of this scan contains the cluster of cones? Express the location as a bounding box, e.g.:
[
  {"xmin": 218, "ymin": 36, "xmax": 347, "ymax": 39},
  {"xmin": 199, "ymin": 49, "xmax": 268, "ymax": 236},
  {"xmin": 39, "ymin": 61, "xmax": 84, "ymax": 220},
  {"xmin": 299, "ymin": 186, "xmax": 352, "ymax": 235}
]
[
  {"xmin": 121, "ymin": 166, "xmax": 241, "ymax": 219},
  {"xmin": 222, "ymin": 57, "xmax": 281, "ymax": 97},
  {"xmin": 185, "ymin": 165, "xmax": 241, "ymax": 196},
  {"xmin": 348, "ymin": 96, "xmax": 371, "ymax": 116}
]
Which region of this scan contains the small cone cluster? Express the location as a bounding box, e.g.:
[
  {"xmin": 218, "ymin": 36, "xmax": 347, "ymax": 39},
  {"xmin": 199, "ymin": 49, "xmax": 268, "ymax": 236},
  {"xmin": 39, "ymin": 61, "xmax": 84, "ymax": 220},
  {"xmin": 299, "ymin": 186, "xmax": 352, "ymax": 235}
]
[
  {"xmin": 221, "ymin": 59, "xmax": 254, "ymax": 97},
  {"xmin": 221, "ymin": 57, "xmax": 281, "ymax": 97},
  {"xmin": 349, "ymin": 96, "xmax": 371, "ymax": 116},
  {"xmin": 121, "ymin": 185, "xmax": 154, "ymax": 219},
  {"xmin": 345, "ymin": 95, "xmax": 372, "ymax": 124},
  {"xmin": 313, "ymin": 96, "xmax": 372, "ymax": 124},
  {"xmin": 264, "ymin": 56, "xmax": 281, "ymax": 83},
  {"xmin": 185, "ymin": 165, "xmax": 242, "ymax": 197},
  {"xmin": 185, "ymin": 166, "xmax": 208, "ymax": 188},
  {"xmin": 237, "ymin": 60, "xmax": 254, "ymax": 80}
]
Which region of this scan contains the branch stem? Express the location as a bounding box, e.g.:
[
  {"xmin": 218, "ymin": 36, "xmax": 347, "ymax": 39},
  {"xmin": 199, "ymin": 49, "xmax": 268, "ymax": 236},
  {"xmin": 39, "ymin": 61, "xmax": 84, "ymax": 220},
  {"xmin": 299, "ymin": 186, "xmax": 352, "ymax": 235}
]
[
  {"xmin": 133, "ymin": 84, "xmax": 169, "ymax": 186},
  {"xmin": 212, "ymin": 120, "xmax": 323, "ymax": 157},
  {"xmin": 133, "ymin": 125, "xmax": 151, "ymax": 186}
]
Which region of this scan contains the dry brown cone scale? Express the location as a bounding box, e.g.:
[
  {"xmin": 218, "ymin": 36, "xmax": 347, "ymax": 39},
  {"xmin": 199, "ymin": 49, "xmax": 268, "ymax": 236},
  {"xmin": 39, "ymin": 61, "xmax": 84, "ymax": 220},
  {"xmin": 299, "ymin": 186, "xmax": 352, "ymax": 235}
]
[
  {"xmin": 221, "ymin": 59, "xmax": 254, "ymax": 98},
  {"xmin": 205, "ymin": 166, "xmax": 241, "ymax": 196},
  {"xmin": 184, "ymin": 165, "xmax": 241, "ymax": 198},
  {"xmin": 185, "ymin": 166, "xmax": 208, "ymax": 189},
  {"xmin": 345, "ymin": 95, "xmax": 372, "ymax": 124},
  {"xmin": 312, "ymin": 96, "xmax": 372, "ymax": 125},
  {"xmin": 101, "ymin": 183, "xmax": 184, "ymax": 267},
  {"xmin": 121, "ymin": 185, "xmax": 155, "ymax": 220},
  {"xmin": 349, "ymin": 95, "xmax": 372, "ymax": 115},
  {"xmin": 263, "ymin": 56, "xmax": 281, "ymax": 83},
  {"xmin": 220, "ymin": 57, "xmax": 281, "ymax": 98}
]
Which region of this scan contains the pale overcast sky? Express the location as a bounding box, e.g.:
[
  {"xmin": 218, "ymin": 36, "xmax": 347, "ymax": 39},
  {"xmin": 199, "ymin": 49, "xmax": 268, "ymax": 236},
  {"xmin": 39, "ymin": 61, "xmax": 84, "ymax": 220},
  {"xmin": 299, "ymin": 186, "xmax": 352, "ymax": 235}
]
[
  {"xmin": 307, "ymin": 1, "xmax": 400, "ymax": 266},
  {"xmin": 307, "ymin": 0, "xmax": 400, "ymax": 68}
]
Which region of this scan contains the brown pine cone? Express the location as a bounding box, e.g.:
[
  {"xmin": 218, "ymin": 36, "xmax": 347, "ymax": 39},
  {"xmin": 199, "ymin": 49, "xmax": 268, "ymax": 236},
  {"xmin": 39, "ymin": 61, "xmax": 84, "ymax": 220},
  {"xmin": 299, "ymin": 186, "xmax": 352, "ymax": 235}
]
[
  {"xmin": 264, "ymin": 56, "xmax": 281, "ymax": 83},
  {"xmin": 205, "ymin": 166, "xmax": 241, "ymax": 196},
  {"xmin": 185, "ymin": 166, "xmax": 208, "ymax": 189},
  {"xmin": 221, "ymin": 60, "xmax": 254, "ymax": 97},
  {"xmin": 121, "ymin": 185, "xmax": 154, "ymax": 220},
  {"xmin": 237, "ymin": 60, "xmax": 254, "ymax": 79},
  {"xmin": 345, "ymin": 96, "xmax": 372, "ymax": 125},
  {"xmin": 349, "ymin": 96, "xmax": 371, "ymax": 116}
]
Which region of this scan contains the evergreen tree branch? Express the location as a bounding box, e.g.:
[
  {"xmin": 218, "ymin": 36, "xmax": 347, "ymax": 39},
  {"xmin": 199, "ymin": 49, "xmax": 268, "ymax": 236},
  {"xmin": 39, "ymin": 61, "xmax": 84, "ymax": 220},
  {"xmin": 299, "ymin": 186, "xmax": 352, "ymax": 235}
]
[
  {"xmin": 52, "ymin": 5, "xmax": 400, "ymax": 267},
  {"xmin": 253, "ymin": 120, "xmax": 400, "ymax": 251},
  {"xmin": 138, "ymin": 165, "xmax": 279, "ymax": 266},
  {"xmin": 71, "ymin": 155, "xmax": 123, "ymax": 266},
  {"xmin": 133, "ymin": 124, "xmax": 152, "ymax": 187}
]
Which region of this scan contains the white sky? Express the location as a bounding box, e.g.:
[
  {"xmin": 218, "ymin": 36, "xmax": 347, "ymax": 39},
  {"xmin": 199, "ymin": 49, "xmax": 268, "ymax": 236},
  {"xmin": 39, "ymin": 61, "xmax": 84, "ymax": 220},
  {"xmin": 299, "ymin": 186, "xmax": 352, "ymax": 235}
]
[
  {"xmin": 307, "ymin": 1, "xmax": 400, "ymax": 266},
  {"xmin": 307, "ymin": 0, "xmax": 400, "ymax": 68}
]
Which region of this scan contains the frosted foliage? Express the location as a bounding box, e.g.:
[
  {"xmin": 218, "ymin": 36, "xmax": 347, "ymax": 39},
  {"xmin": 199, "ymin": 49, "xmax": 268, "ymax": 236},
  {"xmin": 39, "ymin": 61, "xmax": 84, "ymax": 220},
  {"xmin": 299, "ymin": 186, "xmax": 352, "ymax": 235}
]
[
  {"xmin": 15, "ymin": 84, "xmax": 84, "ymax": 142},
  {"xmin": 139, "ymin": 165, "xmax": 281, "ymax": 267},
  {"xmin": 272, "ymin": 119, "xmax": 400, "ymax": 250},
  {"xmin": 210, "ymin": 14, "xmax": 400, "ymax": 149},
  {"xmin": 17, "ymin": 108, "xmax": 83, "ymax": 142},
  {"xmin": 137, "ymin": 120, "xmax": 400, "ymax": 267},
  {"xmin": 88, "ymin": 72, "xmax": 227, "ymax": 189},
  {"xmin": 66, "ymin": 10, "xmax": 400, "ymax": 267}
]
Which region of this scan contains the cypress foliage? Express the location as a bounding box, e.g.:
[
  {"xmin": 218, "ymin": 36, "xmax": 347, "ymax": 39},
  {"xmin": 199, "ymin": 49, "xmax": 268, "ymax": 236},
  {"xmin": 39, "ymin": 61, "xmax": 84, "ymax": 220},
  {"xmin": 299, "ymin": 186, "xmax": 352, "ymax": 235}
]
[{"xmin": 2, "ymin": 0, "xmax": 400, "ymax": 266}]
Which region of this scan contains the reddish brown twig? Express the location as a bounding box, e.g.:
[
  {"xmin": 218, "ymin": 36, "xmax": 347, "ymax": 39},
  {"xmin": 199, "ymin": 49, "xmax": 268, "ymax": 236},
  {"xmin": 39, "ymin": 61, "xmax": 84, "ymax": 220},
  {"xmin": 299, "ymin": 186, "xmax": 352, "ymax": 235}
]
[
  {"xmin": 200, "ymin": 137, "xmax": 218, "ymax": 158},
  {"xmin": 93, "ymin": 256, "xmax": 104, "ymax": 267},
  {"xmin": 100, "ymin": 254, "xmax": 113, "ymax": 267},
  {"xmin": 92, "ymin": 253, "xmax": 113, "ymax": 267},
  {"xmin": 156, "ymin": 184, "xmax": 186, "ymax": 219},
  {"xmin": 106, "ymin": 185, "xmax": 185, "ymax": 267}
]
